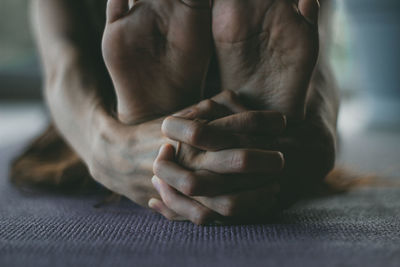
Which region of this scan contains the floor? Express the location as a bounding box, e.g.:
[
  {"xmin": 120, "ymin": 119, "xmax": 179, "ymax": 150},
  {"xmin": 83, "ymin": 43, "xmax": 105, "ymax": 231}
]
[
  {"xmin": 0, "ymin": 101, "xmax": 48, "ymax": 149},
  {"xmin": 1, "ymin": 100, "xmax": 400, "ymax": 267}
]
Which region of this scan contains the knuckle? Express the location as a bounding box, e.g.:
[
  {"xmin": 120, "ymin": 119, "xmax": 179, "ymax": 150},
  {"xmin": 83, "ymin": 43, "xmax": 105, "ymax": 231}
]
[
  {"xmin": 152, "ymin": 159, "xmax": 164, "ymax": 177},
  {"xmin": 199, "ymin": 99, "xmax": 215, "ymax": 111},
  {"xmin": 219, "ymin": 197, "xmax": 238, "ymax": 217},
  {"xmin": 223, "ymin": 90, "xmax": 237, "ymax": 101},
  {"xmin": 191, "ymin": 207, "xmax": 212, "ymax": 225},
  {"xmin": 161, "ymin": 116, "xmax": 174, "ymax": 136},
  {"xmin": 176, "ymin": 143, "xmax": 198, "ymax": 167},
  {"xmin": 231, "ymin": 151, "xmax": 250, "ymax": 172},
  {"xmin": 180, "ymin": 172, "xmax": 199, "ymax": 196},
  {"xmin": 245, "ymin": 111, "xmax": 261, "ymax": 127},
  {"xmin": 186, "ymin": 122, "xmax": 205, "ymax": 145},
  {"xmin": 161, "ymin": 192, "xmax": 173, "ymax": 207}
]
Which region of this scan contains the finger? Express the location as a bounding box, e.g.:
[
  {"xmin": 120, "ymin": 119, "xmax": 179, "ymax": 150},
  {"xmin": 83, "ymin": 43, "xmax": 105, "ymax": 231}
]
[
  {"xmin": 173, "ymin": 99, "xmax": 233, "ymax": 121},
  {"xmin": 163, "ymin": 111, "xmax": 286, "ymax": 151},
  {"xmin": 154, "ymin": 143, "xmax": 176, "ymax": 165},
  {"xmin": 194, "ymin": 185, "xmax": 280, "ymax": 218},
  {"xmin": 196, "ymin": 149, "xmax": 284, "ymax": 174},
  {"xmin": 152, "ymin": 144, "xmax": 218, "ymax": 224},
  {"xmin": 154, "ymin": 158, "xmax": 276, "ymax": 197},
  {"xmin": 210, "ymin": 111, "xmax": 286, "ymax": 135},
  {"xmin": 106, "ymin": 0, "xmax": 130, "ymax": 23},
  {"xmin": 298, "ymin": 0, "xmax": 320, "ymax": 26},
  {"xmin": 212, "ymin": 90, "xmax": 247, "ymax": 113},
  {"xmin": 152, "ymin": 176, "xmax": 217, "ymax": 225},
  {"xmin": 148, "ymin": 198, "xmax": 186, "ymax": 221},
  {"xmin": 162, "ymin": 117, "xmax": 242, "ymax": 151},
  {"xmin": 172, "ymin": 91, "xmax": 246, "ymax": 121}
]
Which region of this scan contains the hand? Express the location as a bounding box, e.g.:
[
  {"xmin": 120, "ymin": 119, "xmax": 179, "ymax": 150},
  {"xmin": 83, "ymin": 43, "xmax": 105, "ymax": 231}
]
[
  {"xmin": 149, "ymin": 91, "xmax": 287, "ymax": 224},
  {"xmin": 150, "ymin": 90, "xmax": 336, "ymax": 224},
  {"xmin": 87, "ymin": 109, "xmax": 170, "ymax": 208},
  {"xmin": 151, "ymin": 144, "xmax": 281, "ymax": 225},
  {"xmin": 161, "ymin": 91, "xmax": 286, "ymax": 194},
  {"xmin": 86, "ymin": 91, "xmax": 286, "ymax": 212},
  {"xmin": 272, "ymin": 108, "xmax": 337, "ymax": 207}
]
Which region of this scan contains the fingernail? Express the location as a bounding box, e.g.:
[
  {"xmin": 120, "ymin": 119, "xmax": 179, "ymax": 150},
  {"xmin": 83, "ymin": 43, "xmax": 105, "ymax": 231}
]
[
  {"xmin": 152, "ymin": 176, "xmax": 161, "ymax": 192},
  {"xmin": 148, "ymin": 198, "xmax": 161, "ymax": 211}
]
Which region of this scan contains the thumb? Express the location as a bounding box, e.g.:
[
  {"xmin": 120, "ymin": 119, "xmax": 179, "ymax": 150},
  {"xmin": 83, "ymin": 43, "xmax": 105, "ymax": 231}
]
[
  {"xmin": 155, "ymin": 144, "xmax": 176, "ymax": 163},
  {"xmin": 106, "ymin": 0, "xmax": 130, "ymax": 23},
  {"xmin": 298, "ymin": 0, "xmax": 320, "ymax": 26}
]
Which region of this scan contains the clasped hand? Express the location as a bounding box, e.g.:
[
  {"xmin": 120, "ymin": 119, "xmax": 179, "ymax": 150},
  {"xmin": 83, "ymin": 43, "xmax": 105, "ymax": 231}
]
[
  {"xmin": 96, "ymin": 0, "xmax": 335, "ymax": 224},
  {"xmin": 151, "ymin": 91, "xmax": 287, "ymax": 224}
]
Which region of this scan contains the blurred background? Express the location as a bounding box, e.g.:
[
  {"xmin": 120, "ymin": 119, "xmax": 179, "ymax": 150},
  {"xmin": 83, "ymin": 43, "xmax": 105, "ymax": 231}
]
[
  {"xmin": 0, "ymin": 0, "xmax": 399, "ymax": 174},
  {"xmin": 0, "ymin": 0, "xmax": 47, "ymax": 149},
  {"xmin": 332, "ymin": 0, "xmax": 400, "ymax": 134}
]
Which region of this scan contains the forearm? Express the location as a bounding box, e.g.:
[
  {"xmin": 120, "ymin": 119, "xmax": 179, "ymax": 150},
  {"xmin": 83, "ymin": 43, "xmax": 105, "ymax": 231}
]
[
  {"xmin": 279, "ymin": 2, "xmax": 340, "ymax": 189},
  {"xmin": 307, "ymin": 61, "xmax": 339, "ymax": 134},
  {"xmin": 307, "ymin": 0, "xmax": 340, "ymax": 138},
  {"xmin": 43, "ymin": 54, "xmax": 110, "ymax": 163},
  {"xmin": 31, "ymin": 0, "xmax": 113, "ymax": 163}
]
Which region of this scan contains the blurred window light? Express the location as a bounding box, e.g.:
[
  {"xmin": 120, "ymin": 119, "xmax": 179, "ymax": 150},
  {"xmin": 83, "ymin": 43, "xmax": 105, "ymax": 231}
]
[
  {"xmin": 334, "ymin": 0, "xmax": 400, "ymax": 134},
  {"xmin": 0, "ymin": 0, "xmax": 41, "ymax": 100}
]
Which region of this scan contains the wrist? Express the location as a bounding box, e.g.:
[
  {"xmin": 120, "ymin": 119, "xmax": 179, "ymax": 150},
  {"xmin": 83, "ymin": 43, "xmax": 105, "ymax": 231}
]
[{"xmin": 44, "ymin": 61, "xmax": 108, "ymax": 165}]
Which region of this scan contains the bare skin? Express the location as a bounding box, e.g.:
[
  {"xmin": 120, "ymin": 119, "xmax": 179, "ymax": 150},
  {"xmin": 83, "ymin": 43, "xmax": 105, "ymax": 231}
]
[
  {"xmin": 150, "ymin": 0, "xmax": 339, "ymax": 223},
  {"xmin": 152, "ymin": 85, "xmax": 338, "ymax": 224},
  {"xmin": 152, "ymin": 94, "xmax": 288, "ymax": 224},
  {"xmin": 32, "ymin": 0, "xmax": 338, "ymax": 224},
  {"xmin": 102, "ymin": 0, "xmax": 213, "ymax": 124},
  {"xmin": 212, "ymin": 0, "xmax": 319, "ymax": 119},
  {"xmin": 31, "ymin": 0, "xmax": 171, "ymax": 208},
  {"xmin": 33, "ymin": 0, "xmax": 285, "ymax": 211},
  {"xmin": 101, "ymin": 0, "xmax": 294, "ymax": 222}
]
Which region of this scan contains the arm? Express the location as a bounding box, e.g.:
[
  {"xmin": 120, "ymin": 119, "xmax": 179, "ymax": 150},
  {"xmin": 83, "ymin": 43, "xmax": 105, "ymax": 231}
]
[
  {"xmin": 31, "ymin": 0, "xmax": 112, "ymax": 164},
  {"xmin": 31, "ymin": 0, "xmax": 171, "ymax": 207},
  {"xmin": 31, "ymin": 0, "xmax": 267, "ymax": 212},
  {"xmin": 150, "ymin": 0, "xmax": 340, "ymax": 223},
  {"xmin": 151, "ymin": 66, "xmax": 339, "ymax": 224}
]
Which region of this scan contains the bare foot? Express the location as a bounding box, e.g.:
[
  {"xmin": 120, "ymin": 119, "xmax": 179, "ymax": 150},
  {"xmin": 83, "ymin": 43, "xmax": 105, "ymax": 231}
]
[
  {"xmin": 102, "ymin": 0, "xmax": 212, "ymax": 124},
  {"xmin": 212, "ymin": 0, "xmax": 320, "ymax": 119}
]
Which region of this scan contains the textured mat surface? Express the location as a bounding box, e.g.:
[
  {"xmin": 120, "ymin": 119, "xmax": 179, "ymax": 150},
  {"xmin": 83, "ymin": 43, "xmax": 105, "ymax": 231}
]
[{"xmin": 1, "ymin": 131, "xmax": 400, "ymax": 267}]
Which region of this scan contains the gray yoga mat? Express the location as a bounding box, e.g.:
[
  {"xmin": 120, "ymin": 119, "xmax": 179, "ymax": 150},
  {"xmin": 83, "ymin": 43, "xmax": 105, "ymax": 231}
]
[{"xmin": 1, "ymin": 130, "xmax": 400, "ymax": 267}]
